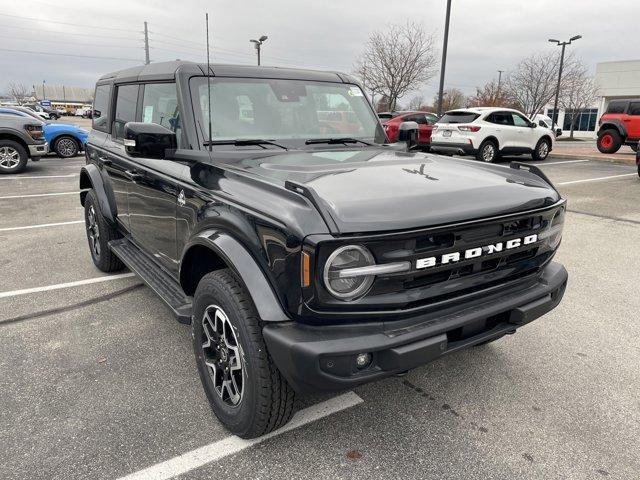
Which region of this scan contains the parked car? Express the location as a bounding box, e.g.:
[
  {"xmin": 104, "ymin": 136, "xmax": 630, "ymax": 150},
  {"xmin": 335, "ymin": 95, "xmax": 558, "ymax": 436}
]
[
  {"xmin": 381, "ymin": 111, "xmax": 439, "ymax": 149},
  {"xmin": 0, "ymin": 107, "xmax": 88, "ymax": 157},
  {"xmin": 534, "ymin": 114, "xmax": 562, "ymax": 137},
  {"xmin": 23, "ymin": 103, "xmax": 60, "ymax": 120},
  {"xmin": 430, "ymin": 107, "xmax": 555, "ymax": 162},
  {"xmin": 0, "ymin": 113, "xmax": 48, "ymax": 173},
  {"xmin": 79, "ymin": 61, "xmax": 568, "ymax": 438},
  {"xmin": 596, "ymin": 99, "xmax": 640, "ymax": 153}
]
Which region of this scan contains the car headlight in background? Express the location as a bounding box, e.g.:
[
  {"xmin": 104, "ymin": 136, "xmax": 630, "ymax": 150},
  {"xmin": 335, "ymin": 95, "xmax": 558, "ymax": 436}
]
[{"xmin": 323, "ymin": 245, "xmax": 409, "ymax": 301}]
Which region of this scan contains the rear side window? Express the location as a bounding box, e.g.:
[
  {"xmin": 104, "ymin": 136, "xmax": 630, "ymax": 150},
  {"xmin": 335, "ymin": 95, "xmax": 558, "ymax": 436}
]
[
  {"xmin": 485, "ymin": 112, "xmax": 514, "ymax": 126},
  {"xmin": 92, "ymin": 84, "xmax": 112, "ymax": 132},
  {"xmin": 437, "ymin": 112, "xmax": 480, "ymax": 124},
  {"xmin": 628, "ymin": 102, "xmax": 640, "ymax": 116},
  {"xmin": 606, "ymin": 101, "xmax": 627, "ymax": 114},
  {"xmin": 113, "ymin": 84, "xmax": 139, "ymax": 139}
]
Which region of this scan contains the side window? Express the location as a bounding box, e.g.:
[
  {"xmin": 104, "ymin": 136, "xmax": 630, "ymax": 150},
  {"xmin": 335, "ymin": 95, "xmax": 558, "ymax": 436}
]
[
  {"xmin": 487, "ymin": 112, "xmax": 513, "ymax": 126},
  {"xmin": 628, "ymin": 102, "xmax": 640, "ymax": 116},
  {"xmin": 113, "ymin": 84, "xmax": 139, "ymax": 139},
  {"xmin": 511, "ymin": 113, "xmax": 530, "ymax": 127},
  {"xmin": 606, "ymin": 101, "xmax": 627, "ymax": 114},
  {"xmin": 92, "ymin": 84, "xmax": 112, "ymax": 132},
  {"xmin": 141, "ymin": 83, "xmax": 182, "ymax": 147}
]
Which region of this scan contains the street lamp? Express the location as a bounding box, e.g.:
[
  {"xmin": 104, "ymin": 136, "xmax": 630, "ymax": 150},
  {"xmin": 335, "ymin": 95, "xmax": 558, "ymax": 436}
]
[
  {"xmin": 548, "ymin": 35, "xmax": 581, "ymax": 128},
  {"xmin": 436, "ymin": 0, "xmax": 452, "ymax": 116},
  {"xmin": 250, "ymin": 35, "xmax": 268, "ymax": 66}
]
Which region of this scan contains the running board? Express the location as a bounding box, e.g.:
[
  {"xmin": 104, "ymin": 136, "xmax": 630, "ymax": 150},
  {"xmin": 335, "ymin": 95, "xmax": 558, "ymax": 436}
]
[{"xmin": 109, "ymin": 237, "xmax": 192, "ymax": 324}]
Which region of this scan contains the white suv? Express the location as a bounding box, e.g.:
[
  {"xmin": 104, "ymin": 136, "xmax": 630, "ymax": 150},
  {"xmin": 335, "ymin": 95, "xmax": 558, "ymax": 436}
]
[{"xmin": 430, "ymin": 107, "xmax": 555, "ymax": 162}]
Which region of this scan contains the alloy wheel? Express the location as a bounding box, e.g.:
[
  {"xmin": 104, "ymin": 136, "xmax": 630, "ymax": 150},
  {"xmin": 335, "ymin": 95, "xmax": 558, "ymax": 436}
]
[
  {"xmin": 0, "ymin": 146, "xmax": 20, "ymax": 169},
  {"xmin": 87, "ymin": 205, "xmax": 101, "ymax": 258},
  {"xmin": 482, "ymin": 144, "xmax": 495, "ymax": 162},
  {"xmin": 57, "ymin": 138, "xmax": 77, "ymax": 157},
  {"xmin": 538, "ymin": 141, "xmax": 549, "ymax": 159},
  {"xmin": 600, "ymin": 134, "xmax": 613, "ymax": 149},
  {"xmin": 202, "ymin": 305, "xmax": 244, "ymax": 406}
]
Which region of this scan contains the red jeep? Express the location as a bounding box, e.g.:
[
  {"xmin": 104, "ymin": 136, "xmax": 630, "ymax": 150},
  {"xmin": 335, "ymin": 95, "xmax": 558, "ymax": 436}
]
[
  {"xmin": 597, "ymin": 99, "xmax": 640, "ymax": 153},
  {"xmin": 380, "ymin": 111, "xmax": 438, "ymax": 150}
]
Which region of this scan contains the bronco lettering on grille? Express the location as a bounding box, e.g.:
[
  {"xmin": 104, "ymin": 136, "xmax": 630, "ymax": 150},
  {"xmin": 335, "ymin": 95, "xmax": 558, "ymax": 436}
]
[{"xmin": 415, "ymin": 234, "xmax": 538, "ymax": 270}]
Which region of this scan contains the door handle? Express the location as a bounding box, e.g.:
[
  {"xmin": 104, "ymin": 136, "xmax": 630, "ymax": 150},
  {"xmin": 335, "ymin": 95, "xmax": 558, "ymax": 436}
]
[
  {"xmin": 98, "ymin": 156, "xmax": 112, "ymax": 167},
  {"xmin": 124, "ymin": 169, "xmax": 143, "ymax": 181}
]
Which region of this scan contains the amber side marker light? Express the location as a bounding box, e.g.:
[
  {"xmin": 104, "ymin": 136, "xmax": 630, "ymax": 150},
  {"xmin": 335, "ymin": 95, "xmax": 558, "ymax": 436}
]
[{"xmin": 301, "ymin": 251, "xmax": 311, "ymax": 287}]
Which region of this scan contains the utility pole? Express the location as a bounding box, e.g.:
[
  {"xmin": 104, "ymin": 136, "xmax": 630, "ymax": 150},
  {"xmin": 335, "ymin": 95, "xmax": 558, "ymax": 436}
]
[
  {"xmin": 548, "ymin": 35, "xmax": 581, "ymax": 128},
  {"xmin": 497, "ymin": 70, "xmax": 504, "ymax": 92},
  {"xmin": 42, "ymin": 80, "xmax": 46, "ymax": 101},
  {"xmin": 436, "ymin": 0, "xmax": 452, "ymax": 116},
  {"xmin": 144, "ymin": 21, "xmax": 150, "ymax": 65},
  {"xmin": 250, "ymin": 35, "xmax": 268, "ymax": 66}
]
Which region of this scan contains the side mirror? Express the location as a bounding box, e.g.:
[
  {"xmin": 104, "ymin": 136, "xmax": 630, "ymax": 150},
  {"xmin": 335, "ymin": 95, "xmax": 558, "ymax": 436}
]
[
  {"xmin": 555, "ymin": 128, "xmax": 562, "ymax": 137},
  {"xmin": 530, "ymin": 122, "xmax": 537, "ymax": 128},
  {"xmin": 123, "ymin": 122, "xmax": 176, "ymax": 159},
  {"xmin": 398, "ymin": 121, "xmax": 419, "ymax": 150}
]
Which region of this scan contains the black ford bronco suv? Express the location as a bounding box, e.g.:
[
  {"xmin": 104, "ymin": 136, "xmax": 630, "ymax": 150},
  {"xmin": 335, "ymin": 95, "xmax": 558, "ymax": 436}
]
[{"xmin": 80, "ymin": 61, "xmax": 568, "ymax": 438}]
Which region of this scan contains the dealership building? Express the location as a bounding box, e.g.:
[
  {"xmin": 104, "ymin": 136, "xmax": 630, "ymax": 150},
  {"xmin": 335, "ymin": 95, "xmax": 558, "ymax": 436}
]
[{"xmin": 546, "ymin": 59, "xmax": 640, "ymax": 138}]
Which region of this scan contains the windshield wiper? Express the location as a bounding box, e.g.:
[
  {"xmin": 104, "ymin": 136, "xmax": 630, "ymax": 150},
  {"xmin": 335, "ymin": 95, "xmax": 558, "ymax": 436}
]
[
  {"xmin": 203, "ymin": 139, "xmax": 288, "ymax": 150},
  {"xmin": 305, "ymin": 137, "xmax": 374, "ymax": 146}
]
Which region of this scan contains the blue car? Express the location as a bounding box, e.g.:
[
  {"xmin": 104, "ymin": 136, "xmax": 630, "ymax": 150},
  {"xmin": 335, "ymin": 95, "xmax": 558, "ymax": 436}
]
[{"xmin": 0, "ymin": 106, "xmax": 89, "ymax": 158}]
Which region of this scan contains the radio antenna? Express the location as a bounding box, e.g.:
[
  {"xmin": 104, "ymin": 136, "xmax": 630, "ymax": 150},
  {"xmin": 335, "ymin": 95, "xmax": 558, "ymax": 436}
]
[{"xmin": 205, "ymin": 12, "xmax": 212, "ymax": 152}]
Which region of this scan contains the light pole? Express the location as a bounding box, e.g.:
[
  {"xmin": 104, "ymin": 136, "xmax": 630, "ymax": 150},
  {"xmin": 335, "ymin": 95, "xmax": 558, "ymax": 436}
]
[
  {"xmin": 42, "ymin": 80, "xmax": 46, "ymax": 101},
  {"xmin": 250, "ymin": 35, "xmax": 268, "ymax": 66},
  {"xmin": 436, "ymin": 0, "xmax": 452, "ymax": 116},
  {"xmin": 497, "ymin": 70, "xmax": 504, "ymax": 96},
  {"xmin": 548, "ymin": 35, "xmax": 581, "ymax": 128}
]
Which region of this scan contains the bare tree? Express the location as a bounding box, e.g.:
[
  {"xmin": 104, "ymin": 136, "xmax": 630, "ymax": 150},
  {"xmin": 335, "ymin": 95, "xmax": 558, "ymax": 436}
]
[
  {"xmin": 560, "ymin": 66, "xmax": 599, "ymax": 138},
  {"xmin": 7, "ymin": 82, "xmax": 30, "ymax": 105},
  {"xmin": 470, "ymin": 79, "xmax": 514, "ymax": 108},
  {"xmin": 505, "ymin": 51, "xmax": 580, "ymax": 118},
  {"xmin": 354, "ymin": 21, "xmax": 437, "ymax": 112},
  {"xmin": 432, "ymin": 87, "xmax": 467, "ymax": 111},
  {"xmin": 408, "ymin": 95, "xmax": 425, "ymax": 111}
]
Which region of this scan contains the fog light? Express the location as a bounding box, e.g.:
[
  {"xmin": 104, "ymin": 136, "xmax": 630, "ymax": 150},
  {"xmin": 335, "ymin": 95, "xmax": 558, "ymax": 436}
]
[{"xmin": 355, "ymin": 352, "xmax": 372, "ymax": 369}]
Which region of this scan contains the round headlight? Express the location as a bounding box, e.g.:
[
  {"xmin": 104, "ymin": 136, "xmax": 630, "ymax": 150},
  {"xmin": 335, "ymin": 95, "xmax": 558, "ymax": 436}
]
[{"xmin": 323, "ymin": 245, "xmax": 375, "ymax": 301}]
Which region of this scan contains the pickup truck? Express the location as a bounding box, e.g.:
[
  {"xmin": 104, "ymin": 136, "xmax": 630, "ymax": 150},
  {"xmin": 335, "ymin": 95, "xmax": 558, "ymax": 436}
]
[
  {"xmin": 0, "ymin": 113, "xmax": 48, "ymax": 173},
  {"xmin": 80, "ymin": 61, "xmax": 568, "ymax": 438}
]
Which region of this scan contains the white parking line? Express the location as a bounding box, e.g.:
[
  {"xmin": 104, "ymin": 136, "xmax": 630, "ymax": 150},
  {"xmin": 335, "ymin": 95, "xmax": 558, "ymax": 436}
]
[
  {"xmin": 0, "ymin": 174, "xmax": 78, "ymax": 180},
  {"xmin": 0, "ymin": 220, "xmax": 83, "ymax": 232},
  {"xmin": 0, "ymin": 191, "xmax": 79, "ymax": 200},
  {"xmin": 116, "ymin": 391, "xmax": 364, "ymax": 480},
  {"xmin": 533, "ymin": 159, "xmax": 590, "ymax": 166},
  {"xmin": 0, "ymin": 273, "xmax": 135, "ymax": 299},
  {"xmin": 558, "ymin": 173, "xmax": 637, "ymax": 185}
]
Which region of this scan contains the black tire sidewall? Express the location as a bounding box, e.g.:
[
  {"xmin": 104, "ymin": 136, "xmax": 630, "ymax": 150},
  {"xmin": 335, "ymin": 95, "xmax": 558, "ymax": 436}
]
[
  {"xmin": 597, "ymin": 129, "xmax": 622, "ymax": 154},
  {"xmin": 83, "ymin": 190, "xmax": 123, "ymax": 272},
  {"xmin": 55, "ymin": 136, "xmax": 79, "ymax": 158},
  {"xmin": 533, "ymin": 138, "xmax": 550, "ymax": 161},
  {"xmin": 477, "ymin": 140, "xmax": 497, "ymax": 162},
  {"xmin": 0, "ymin": 140, "xmax": 28, "ymax": 174},
  {"xmin": 192, "ymin": 272, "xmax": 264, "ymax": 436}
]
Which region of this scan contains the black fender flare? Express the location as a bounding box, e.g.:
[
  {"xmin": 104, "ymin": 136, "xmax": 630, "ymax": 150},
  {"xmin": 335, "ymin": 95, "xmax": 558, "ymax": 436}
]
[
  {"xmin": 79, "ymin": 164, "xmax": 117, "ymax": 223},
  {"xmin": 180, "ymin": 230, "xmax": 290, "ymax": 322},
  {"xmin": 598, "ymin": 120, "xmax": 627, "ymax": 139}
]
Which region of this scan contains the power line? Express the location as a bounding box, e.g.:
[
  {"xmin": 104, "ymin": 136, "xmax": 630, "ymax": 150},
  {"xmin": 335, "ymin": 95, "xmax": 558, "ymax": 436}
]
[
  {"xmin": 0, "ymin": 12, "xmax": 137, "ymax": 33},
  {"xmin": 0, "ymin": 33, "xmax": 136, "ymax": 49},
  {"xmin": 0, "ymin": 47, "xmax": 140, "ymax": 62},
  {"xmin": 0, "ymin": 23, "xmax": 139, "ymax": 40}
]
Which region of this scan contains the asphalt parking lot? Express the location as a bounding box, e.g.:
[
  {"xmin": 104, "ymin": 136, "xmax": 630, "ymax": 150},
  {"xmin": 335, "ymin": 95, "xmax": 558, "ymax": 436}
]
[{"xmin": 1, "ymin": 153, "xmax": 638, "ymax": 480}]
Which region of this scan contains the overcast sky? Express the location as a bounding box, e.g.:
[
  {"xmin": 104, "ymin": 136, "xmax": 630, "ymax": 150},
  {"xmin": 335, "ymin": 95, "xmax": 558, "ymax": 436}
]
[{"xmin": 1, "ymin": 0, "xmax": 638, "ymax": 104}]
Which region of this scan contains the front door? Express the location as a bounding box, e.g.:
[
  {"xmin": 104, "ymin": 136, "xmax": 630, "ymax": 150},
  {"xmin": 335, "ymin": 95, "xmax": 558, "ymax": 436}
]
[
  {"xmin": 510, "ymin": 112, "xmax": 536, "ymax": 149},
  {"xmin": 626, "ymin": 101, "xmax": 640, "ymax": 139}
]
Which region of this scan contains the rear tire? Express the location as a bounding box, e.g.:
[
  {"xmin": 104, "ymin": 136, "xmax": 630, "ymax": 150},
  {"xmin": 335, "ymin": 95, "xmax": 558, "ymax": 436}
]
[
  {"xmin": 476, "ymin": 140, "xmax": 498, "ymax": 163},
  {"xmin": 192, "ymin": 269, "xmax": 295, "ymax": 439},
  {"xmin": 0, "ymin": 140, "xmax": 28, "ymax": 174},
  {"xmin": 83, "ymin": 190, "xmax": 124, "ymax": 272},
  {"xmin": 630, "ymin": 143, "xmax": 638, "ymax": 153},
  {"xmin": 597, "ymin": 129, "xmax": 622, "ymax": 153}
]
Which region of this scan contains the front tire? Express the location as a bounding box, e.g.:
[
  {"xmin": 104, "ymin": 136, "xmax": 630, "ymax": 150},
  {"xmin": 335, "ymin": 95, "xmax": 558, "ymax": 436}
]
[
  {"xmin": 476, "ymin": 140, "xmax": 498, "ymax": 163},
  {"xmin": 193, "ymin": 269, "xmax": 295, "ymax": 439},
  {"xmin": 84, "ymin": 190, "xmax": 124, "ymax": 272},
  {"xmin": 597, "ymin": 129, "xmax": 622, "ymax": 153},
  {"xmin": 0, "ymin": 140, "xmax": 28, "ymax": 174},
  {"xmin": 54, "ymin": 136, "xmax": 79, "ymax": 158},
  {"xmin": 532, "ymin": 138, "xmax": 551, "ymax": 161}
]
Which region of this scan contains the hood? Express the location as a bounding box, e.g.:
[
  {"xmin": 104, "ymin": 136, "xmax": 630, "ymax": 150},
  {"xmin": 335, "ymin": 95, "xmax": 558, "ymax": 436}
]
[{"xmin": 234, "ymin": 148, "xmax": 561, "ymax": 234}]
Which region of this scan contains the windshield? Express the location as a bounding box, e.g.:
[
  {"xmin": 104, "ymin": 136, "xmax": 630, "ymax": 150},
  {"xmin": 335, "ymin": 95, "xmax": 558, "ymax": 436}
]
[{"xmin": 190, "ymin": 77, "xmax": 385, "ymax": 146}]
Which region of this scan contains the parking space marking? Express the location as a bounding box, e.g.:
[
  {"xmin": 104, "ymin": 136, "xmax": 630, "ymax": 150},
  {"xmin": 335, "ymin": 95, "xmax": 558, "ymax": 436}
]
[
  {"xmin": 558, "ymin": 173, "xmax": 637, "ymax": 185},
  {"xmin": 530, "ymin": 160, "xmax": 590, "ymax": 166},
  {"xmin": 0, "ymin": 220, "xmax": 83, "ymax": 232},
  {"xmin": 0, "ymin": 174, "xmax": 78, "ymax": 180},
  {"xmin": 116, "ymin": 391, "xmax": 364, "ymax": 480},
  {"xmin": 0, "ymin": 273, "xmax": 135, "ymax": 299},
  {"xmin": 0, "ymin": 191, "xmax": 80, "ymax": 200}
]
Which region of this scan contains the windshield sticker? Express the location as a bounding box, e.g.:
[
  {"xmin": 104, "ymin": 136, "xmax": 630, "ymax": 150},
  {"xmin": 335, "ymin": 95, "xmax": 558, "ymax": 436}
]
[
  {"xmin": 143, "ymin": 105, "xmax": 154, "ymax": 123},
  {"xmin": 348, "ymin": 86, "xmax": 363, "ymax": 97}
]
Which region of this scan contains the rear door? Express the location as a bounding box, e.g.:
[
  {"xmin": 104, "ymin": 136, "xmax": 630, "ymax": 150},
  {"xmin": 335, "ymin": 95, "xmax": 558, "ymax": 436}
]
[
  {"xmin": 626, "ymin": 101, "xmax": 640, "ymax": 139},
  {"xmin": 484, "ymin": 111, "xmax": 515, "ymax": 148}
]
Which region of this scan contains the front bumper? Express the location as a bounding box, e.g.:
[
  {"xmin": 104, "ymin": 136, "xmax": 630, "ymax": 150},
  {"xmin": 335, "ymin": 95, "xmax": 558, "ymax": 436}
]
[
  {"xmin": 430, "ymin": 141, "xmax": 476, "ymax": 155},
  {"xmin": 263, "ymin": 262, "xmax": 568, "ymax": 393},
  {"xmin": 28, "ymin": 142, "xmax": 48, "ymax": 157}
]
